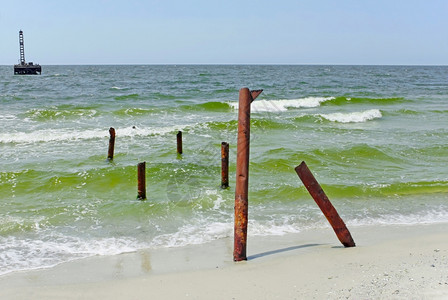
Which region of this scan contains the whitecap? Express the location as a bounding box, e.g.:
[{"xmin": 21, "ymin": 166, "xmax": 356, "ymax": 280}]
[
  {"xmin": 0, "ymin": 124, "xmax": 192, "ymax": 144},
  {"xmin": 320, "ymin": 109, "xmax": 382, "ymax": 123},
  {"xmin": 228, "ymin": 97, "xmax": 335, "ymax": 113},
  {"xmin": 0, "ymin": 115, "xmax": 18, "ymax": 121}
]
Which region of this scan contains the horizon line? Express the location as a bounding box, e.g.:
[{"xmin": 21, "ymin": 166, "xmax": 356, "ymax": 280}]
[{"xmin": 1, "ymin": 63, "xmax": 447, "ymax": 67}]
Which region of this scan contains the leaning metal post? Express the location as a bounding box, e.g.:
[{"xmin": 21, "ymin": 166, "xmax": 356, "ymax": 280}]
[{"xmin": 295, "ymin": 161, "xmax": 355, "ymax": 247}]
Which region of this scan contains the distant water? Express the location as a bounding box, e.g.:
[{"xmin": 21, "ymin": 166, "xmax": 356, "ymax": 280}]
[{"xmin": 1, "ymin": 65, "xmax": 447, "ymax": 275}]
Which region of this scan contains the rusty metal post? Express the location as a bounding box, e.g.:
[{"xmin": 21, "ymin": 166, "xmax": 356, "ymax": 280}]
[
  {"xmin": 234, "ymin": 88, "xmax": 263, "ymax": 262},
  {"xmin": 107, "ymin": 127, "xmax": 115, "ymax": 161},
  {"xmin": 221, "ymin": 142, "xmax": 229, "ymax": 189},
  {"xmin": 137, "ymin": 162, "xmax": 146, "ymax": 200},
  {"xmin": 177, "ymin": 131, "xmax": 183, "ymax": 155},
  {"xmin": 295, "ymin": 161, "xmax": 355, "ymax": 247}
]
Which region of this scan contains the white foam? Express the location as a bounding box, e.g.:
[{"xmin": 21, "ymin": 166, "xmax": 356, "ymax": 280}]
[
  {"xmin": 0, "ymin": 125, "xmax": 190, "ymax": 144},
  {"xmin": 0, "ymin": 114, "xmax": 18, "ymax": 121},
  {"xmin": 228, "ymin": 97, "xmax": 335, "ymax": 113},
  {"xmin": 347, "ymin": 208, "xmax": 448, "ymax": 227},
  {"xmin": 2, "ymin": 208, "xmax": 447, "ymax": 276},
  {"xmin": 0, "ymin": 234, "xmax": 142, "ymax": 276},
  {"xmin": 0, "ymin": 128, "xmax": 107, "ymax": 144},
  {"xmin": 320, "ymin": 109, "xmax": 382, "ymax": 123},
  {"xmin": 249, "ymin": 219, "xmax": 302, "ymax": 236},
  {"xmin": 117, "ymin": 125, "xmax": 183, "ymax": 138},
  {"xmin": 151, "ymin": 221, "xmax": 232, "ymax": 248}
]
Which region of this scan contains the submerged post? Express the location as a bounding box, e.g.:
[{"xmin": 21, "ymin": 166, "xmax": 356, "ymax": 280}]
[
  {"xmin": 221, "ymin": 142, "xmax": 229, "ymax": 189},
  {"xmin": 234, "ymin": 88, "xmax": 263, "ymax": 262},
  {"xmin": 107, "ymin": 127, "xmax": 116, "ymax": 161},
  {"xmin": 137, "ymin": 162, "xmax": 146, "ymax": 200},
  {"xmin": 177, "ymin": 131, "xmax": 183, "ymax": 155},
  {"xmin": 295, "ymin": 161, "xmax": 355, "ymax": 247}
]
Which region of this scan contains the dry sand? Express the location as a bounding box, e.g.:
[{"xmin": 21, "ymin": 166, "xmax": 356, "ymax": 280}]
[{"xmin": 1, "ymin": 223, "xmax": 447, "ymax": 299}]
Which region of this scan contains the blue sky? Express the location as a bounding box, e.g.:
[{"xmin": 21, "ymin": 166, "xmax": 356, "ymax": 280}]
[{"xmin": 1, "ymin": 0, "xmax": 447, "ymax": 65}]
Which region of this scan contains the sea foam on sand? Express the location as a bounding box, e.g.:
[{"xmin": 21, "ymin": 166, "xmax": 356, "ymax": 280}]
[{"xmin": 0, "ymin": 223, "xmax": 447, "ymax": 299}]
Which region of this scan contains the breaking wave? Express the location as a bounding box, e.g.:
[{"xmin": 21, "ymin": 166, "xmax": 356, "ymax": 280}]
[
  {"xmin": 228, "ymin": 97, "xmax": 336, "ymax": 112},
  {"xmin": 320, "ymin": 109, "xmax": 382, "ymax": 123}
]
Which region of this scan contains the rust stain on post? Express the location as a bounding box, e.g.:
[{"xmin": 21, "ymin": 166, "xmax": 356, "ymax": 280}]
[
  {"xmin": 234, "ymin": 87, "xmax": 262, "ymax": 261},
  {"xmin": 221, "ymin": 142, "xmax": 229, "ymax": 189},
  {"xmin": 295, "ymin": 161, "xmax": 355, "ymax": 247},
  {"xmin": 250, "ymin": 90, "xmax": 263, "ymax": 102},
  {"xmin": 137, "ymin": 162, "xmax": 146, "ymax": 200},
  {"xmin": 177, "ymin": 131, "xmax": 183, "ymax": 155},
  {"xmin": 107, "ymin": 127, "xmax": 115, "ymax": 161}
]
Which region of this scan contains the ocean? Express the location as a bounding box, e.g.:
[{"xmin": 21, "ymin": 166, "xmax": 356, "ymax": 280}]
[{"xmin": 1, "ymin": 64, "xmax": 447, "ymax": 275}]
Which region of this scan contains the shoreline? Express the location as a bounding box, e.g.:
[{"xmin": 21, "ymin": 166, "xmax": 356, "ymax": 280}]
[{"xmin": 1, "ymin": 222, "xmax": 448, "ymax": 299}]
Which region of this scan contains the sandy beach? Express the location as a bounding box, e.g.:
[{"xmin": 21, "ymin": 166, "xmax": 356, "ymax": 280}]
[{"xmin": 1, "ymin": 222, "xmax": 447, "ymax": 299}]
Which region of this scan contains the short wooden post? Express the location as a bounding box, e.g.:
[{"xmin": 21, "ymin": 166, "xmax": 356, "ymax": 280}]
[
  {"xmin": 137, "ymin": 162, "xmax": 146, "ymax": 200},
  {"xmin": 234, "ymin": 88, "xmax": 263, "ymax": 262},
  {"xmin": 177, "ymin": 131, "xmax": 183, "ymax": 155},
  {"xmin": 107, "ymin": 127, "xmax": 115, "ymax": 161},
  {"xmin": 221, "ymin": 142, "xmax": 229, "ymax": 189},
  {"xmin": 295, "ymin": 161, "xmax": 355, "ymax": 247}
]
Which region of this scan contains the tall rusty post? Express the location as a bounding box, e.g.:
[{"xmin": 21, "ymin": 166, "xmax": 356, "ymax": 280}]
[
  {"xmin": 177, "ymin": 131, "xmax": 183, "ymax": 155},
  {"xmin": 137, "ymin": 162, "xmax": 146, "ymax": 200},
  {"xmin": 107, "ymin": 127, "xmax": 116, "ymax": 161},
  {"xmin": 234, "ymin": 88, "xmax": 263, "ymax": 262},
  {"xmin": 221, "ymin": 142, "xmax": 229, "ymax": 189},
  {"xmin": 295, "ymin": 161, "xmax": 355, "ymax": 247}
]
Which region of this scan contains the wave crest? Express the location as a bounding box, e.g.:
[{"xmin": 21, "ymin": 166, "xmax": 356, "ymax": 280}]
[
  {"xmin": 229, "ymin": 97, "xmax": 336, "ymax": 112},
  {"xmin": 320, "ymin": 109, "xmax": 382, "ymax": 123},
  {"xmin": 0, "ymin": 125, "xmax": 187, "ymax": 144}
]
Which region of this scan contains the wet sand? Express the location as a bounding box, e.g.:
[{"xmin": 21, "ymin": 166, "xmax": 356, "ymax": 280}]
[{"xmin": 1, "ymin": 223, "xmax": 447, "ymax": 299}]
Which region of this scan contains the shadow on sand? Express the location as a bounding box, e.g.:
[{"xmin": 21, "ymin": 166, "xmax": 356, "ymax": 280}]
[{"xmin": 247, "ymin": 243, "xmax": 322, "ymax": 260}]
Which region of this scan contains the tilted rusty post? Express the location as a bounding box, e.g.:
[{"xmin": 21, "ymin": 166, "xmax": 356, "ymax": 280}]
[
  {"xmin": 137, "ymin": 162, "xmax": 146, "ymax": 200},
  {"xmin": 107, "ymin": 127, "xmax": 115, "ymax": 161},
  {"xmin": 221, "ymin": 142, "xmax": 229, "ymax": 189},
  {"xmin": 234, "ymin": 88, "xmax": 263, "ymax": 262},
  {"xmin": 295, "ymin": 161, "xmax": 355, "ymax": 247},
  {"xmin": 177, "ymin": 131, "xmax": 183, "ymax": 155}
]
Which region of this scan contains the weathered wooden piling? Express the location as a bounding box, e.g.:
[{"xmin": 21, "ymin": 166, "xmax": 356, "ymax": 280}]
[
  {"xmin": 177, "ymin": 131, "xmax": 183, "ymax": 155},
  {"xmin": 107, "ymin": 127, "xmax": 116, "ymax": 161},
  {"xmin": 137, "ymin": 162, "xmax": 146, "ymax": 200},
  {"xmin": 295, "ymin": 161, "xmax": 355, "ymax": 247},
  {"xmin": 234, "ymin": 88, "xmax": 263, "ymax": 262},
  {"xmin": 221, "ymin": 142, "xmax": 229, "ymax": 189}
]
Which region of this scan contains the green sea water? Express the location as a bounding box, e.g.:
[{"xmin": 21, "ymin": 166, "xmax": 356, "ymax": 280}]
[{"xmin": 0, "ymin": 65, "xmax": 447, "ymax": 275}]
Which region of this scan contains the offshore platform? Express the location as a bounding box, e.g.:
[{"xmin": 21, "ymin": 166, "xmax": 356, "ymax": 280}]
[{"xmin": 14, "ymin": 30, "xmax": 41, "ymax": 75}]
